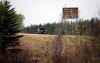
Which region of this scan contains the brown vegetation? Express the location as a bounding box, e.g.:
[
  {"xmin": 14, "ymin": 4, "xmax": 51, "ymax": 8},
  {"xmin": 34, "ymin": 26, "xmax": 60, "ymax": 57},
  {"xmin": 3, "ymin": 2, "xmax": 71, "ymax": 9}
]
[{"xmin": 18, "ymin": 34, "xmax": 99, "ymax": 63}]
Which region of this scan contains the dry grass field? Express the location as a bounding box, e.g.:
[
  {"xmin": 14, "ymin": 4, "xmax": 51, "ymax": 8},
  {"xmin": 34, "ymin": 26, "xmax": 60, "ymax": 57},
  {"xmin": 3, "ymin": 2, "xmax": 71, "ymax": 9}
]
[
  {"xmin": 18, "ymin": 33, "xmax": 98, "ymax": 63},
  {"xmin": 20, "ymin": 34, "xmax": 94, "ymax": 50}
]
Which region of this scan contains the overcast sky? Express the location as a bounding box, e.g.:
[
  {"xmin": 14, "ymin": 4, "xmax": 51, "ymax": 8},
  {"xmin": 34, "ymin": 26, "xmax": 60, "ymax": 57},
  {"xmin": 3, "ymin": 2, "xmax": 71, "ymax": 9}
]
[{"xmin": 8, "ymin": 0, "xmax": 100, "ymax": 26}]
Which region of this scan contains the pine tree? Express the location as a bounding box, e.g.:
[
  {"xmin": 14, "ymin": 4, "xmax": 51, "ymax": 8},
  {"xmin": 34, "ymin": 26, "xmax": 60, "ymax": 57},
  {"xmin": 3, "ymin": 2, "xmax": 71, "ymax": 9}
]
[{"xmin": 0, "ymin": 0, "xmax": 23, "ymax": 51}]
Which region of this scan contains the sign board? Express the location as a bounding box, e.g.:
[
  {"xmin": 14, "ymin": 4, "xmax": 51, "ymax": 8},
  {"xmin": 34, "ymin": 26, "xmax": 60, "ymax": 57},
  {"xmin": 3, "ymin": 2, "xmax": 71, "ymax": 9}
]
[{"xmin": 63, "ymin": 7, "xmax": 79, "ymax": 19}]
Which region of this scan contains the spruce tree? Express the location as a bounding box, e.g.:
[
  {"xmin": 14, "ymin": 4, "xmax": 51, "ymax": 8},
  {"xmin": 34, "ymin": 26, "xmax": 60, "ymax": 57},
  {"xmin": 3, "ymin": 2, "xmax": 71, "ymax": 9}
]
[{"xmin": 0, "ymin": 0, "xmax": 23, "ymax": 51}]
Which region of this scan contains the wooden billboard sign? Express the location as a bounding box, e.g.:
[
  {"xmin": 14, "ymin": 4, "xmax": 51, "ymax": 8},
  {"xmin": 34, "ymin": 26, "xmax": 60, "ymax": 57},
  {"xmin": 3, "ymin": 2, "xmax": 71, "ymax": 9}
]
[{"xmin": 63, "ymin": 7, "xmax": 79, "ymax": 19}]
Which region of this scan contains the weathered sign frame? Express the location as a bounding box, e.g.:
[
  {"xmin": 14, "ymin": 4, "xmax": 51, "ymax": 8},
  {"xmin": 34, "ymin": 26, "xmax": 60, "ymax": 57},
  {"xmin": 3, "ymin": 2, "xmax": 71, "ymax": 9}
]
[{"xmin": 63, "ymin": 7, "xmax": 79, "ymax": 19}]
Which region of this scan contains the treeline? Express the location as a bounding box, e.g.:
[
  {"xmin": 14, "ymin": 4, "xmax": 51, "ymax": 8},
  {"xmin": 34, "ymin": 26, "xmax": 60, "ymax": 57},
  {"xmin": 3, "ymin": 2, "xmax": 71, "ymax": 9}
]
[
  {"xmin": 23, "ymin": 18, "xmax": 100, "ymax": 36},
  {"xmin": 23, "ymin": 23, "xmax": 60, "ymax": 34}
]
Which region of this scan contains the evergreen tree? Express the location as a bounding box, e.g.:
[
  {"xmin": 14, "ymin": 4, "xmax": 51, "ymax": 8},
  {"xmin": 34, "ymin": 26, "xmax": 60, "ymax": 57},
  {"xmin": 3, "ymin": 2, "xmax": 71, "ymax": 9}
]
[{"xmin": 0, "ymin": 0, "xmax": 23, "ymax": 51}]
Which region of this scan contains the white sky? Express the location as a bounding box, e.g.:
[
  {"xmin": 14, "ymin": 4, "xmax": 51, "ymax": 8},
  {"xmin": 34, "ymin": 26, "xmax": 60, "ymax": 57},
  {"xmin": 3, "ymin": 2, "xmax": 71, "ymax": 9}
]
[{"xmin": 8, "ymin": 0, "xmax": 100, "ymax": 26}]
